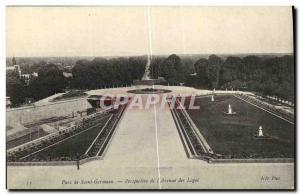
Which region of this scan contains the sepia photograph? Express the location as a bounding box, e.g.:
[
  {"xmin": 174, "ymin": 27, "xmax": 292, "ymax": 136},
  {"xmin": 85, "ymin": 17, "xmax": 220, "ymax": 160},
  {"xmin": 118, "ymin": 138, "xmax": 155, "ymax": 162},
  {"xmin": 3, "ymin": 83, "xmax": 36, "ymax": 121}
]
[{"xmin": 5, "ymin": 6, "xmax": 295, "ymax": 190}]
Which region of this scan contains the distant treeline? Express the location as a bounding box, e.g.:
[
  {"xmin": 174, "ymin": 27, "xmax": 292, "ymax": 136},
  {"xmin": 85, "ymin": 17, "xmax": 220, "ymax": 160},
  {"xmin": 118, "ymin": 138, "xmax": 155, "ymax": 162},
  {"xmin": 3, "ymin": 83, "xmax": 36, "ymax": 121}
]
[
  {"xmin": 150, "ymin": 54, "xmax": 294, "ymax": 102},
  {"xmin": 6, "ymin": 54, "xmax": 294, "ymax": 107},
  {"xmin": 6, "ymin": 56, "xmax": 146, "ymax": 106},
  {"xmin": 7, "ymin": 64, "xmax": 66, "ymax": 105},
  {"xmin": 191, "ymin": 54, "xmax": 294, "ymax": 102},
  {"xmin": 71, "ymin": 57, "xmax": 146, "ymax": 89}
]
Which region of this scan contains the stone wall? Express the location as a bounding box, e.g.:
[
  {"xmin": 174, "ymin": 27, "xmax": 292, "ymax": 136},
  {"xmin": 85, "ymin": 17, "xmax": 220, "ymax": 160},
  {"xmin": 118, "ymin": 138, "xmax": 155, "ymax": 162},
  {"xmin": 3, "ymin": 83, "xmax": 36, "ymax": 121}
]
[{"xmin": 6, "ymin": 98, "xmax": 92, "ymax": 127}]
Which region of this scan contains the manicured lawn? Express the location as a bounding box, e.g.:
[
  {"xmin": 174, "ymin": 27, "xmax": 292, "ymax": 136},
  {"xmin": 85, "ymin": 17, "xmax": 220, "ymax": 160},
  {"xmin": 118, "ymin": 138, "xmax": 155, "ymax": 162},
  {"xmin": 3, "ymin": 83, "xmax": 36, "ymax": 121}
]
[
  {"xmin": 52, "ymin": 90, "xmax": 87, "ymax": 101},
  {"xmin": 187, "ymin": 95, "xmax": 294, "ymax": 159},
  {"xmin": 7, "ymin": 130, "xmax": 48, "ymax": 149},
  {"xmin": 23, "ymin": 117, "xmax": 109, "ymax": 161}
]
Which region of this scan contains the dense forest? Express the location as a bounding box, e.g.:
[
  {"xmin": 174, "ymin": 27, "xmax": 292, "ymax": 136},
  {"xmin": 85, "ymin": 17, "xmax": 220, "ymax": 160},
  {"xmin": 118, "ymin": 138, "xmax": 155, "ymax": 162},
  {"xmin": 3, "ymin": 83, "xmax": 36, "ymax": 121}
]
[
  {"xmin": 6, "ymin": 64, "xmax": 66, "ymax": 105},
  {"xmin": 187, "ymin": 54, "xmax": 294, "ymax": 102},
  {"xmin": 6, "ymin": 54, "xmax": 294, "ymax": 107},
  {"xmin": 6, "ymin": 56, "xmax": 146, "ymax": 106},
  {"xmin": 71, "ymin": 57, "xmax": 146, "ymax": 89},
  {"xmin": 149, "ymin": 54, "xmax": 294, "ymax": 102}
]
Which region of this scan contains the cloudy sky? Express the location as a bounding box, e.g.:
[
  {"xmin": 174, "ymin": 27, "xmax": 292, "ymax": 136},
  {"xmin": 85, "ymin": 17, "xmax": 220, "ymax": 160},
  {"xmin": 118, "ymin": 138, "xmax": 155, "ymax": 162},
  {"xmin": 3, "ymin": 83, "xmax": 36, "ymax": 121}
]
[{"xmin": 6, "ymin": 6, "xmax": 293, "ymax": 57}]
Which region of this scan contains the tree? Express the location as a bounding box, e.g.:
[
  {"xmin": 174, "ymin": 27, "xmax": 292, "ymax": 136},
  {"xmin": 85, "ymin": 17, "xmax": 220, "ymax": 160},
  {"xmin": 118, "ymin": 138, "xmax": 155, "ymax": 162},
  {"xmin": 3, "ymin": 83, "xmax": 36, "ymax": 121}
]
[
  {"xmin": 29, "ymin": 64, "xmax": 65, "ymax": 100},
  {"xmin": 6, "ymin": 73, "xmax": 25, "ymax": 106},
  {"xmin": 187, "ymin": 54, "xmax": 294, "ymax": 102},
  {"xmin": 159, "ymin": 54, "xmax": 184, "ymax": 84},
  {"xmin": 207, "ymin": 55, "xmax": 223, "ymax": 88},
  {"xmin": 242, "ymin": 55, "xmax": 261, "ymax": 81},
  {"xmin": 71, "ymin": 56, "xmax": 147, "ymax": 89},
  {"xmin": 219, "ymin": 56, "xmax": 243, "ymax": 88},
  {"xmin": 12, "ymin": 57, "xmax": 17, "ymax": 65},
  {"xmin": 72, "ymin": 60, "xmax": 92, "ymax": 89},
  {"xmin": 193, "ymin": 58, "xmax": 210, "ymax": 88},
  {"xmin": 150, "ymin": 57, "xmax": 165, "ymax": 79}
]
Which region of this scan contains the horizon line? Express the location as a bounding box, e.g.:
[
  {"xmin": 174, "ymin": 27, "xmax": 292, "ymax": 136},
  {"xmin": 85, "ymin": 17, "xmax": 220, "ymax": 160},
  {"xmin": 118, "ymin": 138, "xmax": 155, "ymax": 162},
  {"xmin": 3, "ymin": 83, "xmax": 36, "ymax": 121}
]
[{"xmin": 6, "ymin": 52, "xmax": 294, "ymax": 58}]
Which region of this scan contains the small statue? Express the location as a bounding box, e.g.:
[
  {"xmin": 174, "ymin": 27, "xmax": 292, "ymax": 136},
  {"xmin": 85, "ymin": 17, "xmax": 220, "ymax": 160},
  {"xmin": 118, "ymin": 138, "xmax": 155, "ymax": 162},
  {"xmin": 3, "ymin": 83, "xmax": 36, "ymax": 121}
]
[
  {"xmin": 258, "ymin": 126, "xmax": 264, "ymax": 137},
  {"xmin": 228, "ymin": 104, "xmax": 232, "ymax": 114}
]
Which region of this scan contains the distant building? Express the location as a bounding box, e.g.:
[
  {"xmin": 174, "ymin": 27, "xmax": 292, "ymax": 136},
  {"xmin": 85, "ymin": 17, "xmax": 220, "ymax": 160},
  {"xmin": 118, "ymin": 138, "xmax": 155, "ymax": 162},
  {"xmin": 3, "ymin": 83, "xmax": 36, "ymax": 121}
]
[
  {"xmin": 12, "ymin": 56, "xmax": 17, "ymax": 65},
  {"xmin": 6, "ymin": 66, "xmax": 15, "ymax": 71},
  {"xmin": 7, "ymin": 58, "xmax": 39, "ymax": 85},
  {"xmin": 32, "ymin": 72, "xmax": 39, "ymax": 77},
  {"xmin": 6, "ymin": 65, "xmax": 21, "ymax": 76},
  {"xmin": 21, "ymin": 72, "xmax": 39, "ymax": 85},
  {"xmin": 6, "ymin": 97, "xmax": 12, "ymax": 108},
  {"xmin": 24, "ymin": 97, "xmax": 34, "ymax": 105},
  {"xmin": 14, "ymin": 65, "xmax": 22, "ymax": 77},
  {"xmin": 63, "ymin": 72, "xmax": 73, "ymax": 78},
  {"xmin": 20, "ymin": 74, "xmax": 31, "ymax": 85},
  {"xmin": 64, "ymin": 65, "xmax": 73, "ymax": 72}
]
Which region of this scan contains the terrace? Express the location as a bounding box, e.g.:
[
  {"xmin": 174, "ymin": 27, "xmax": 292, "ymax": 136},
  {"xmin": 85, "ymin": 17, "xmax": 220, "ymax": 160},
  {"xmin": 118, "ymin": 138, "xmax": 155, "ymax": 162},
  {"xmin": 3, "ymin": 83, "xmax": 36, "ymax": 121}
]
[
  {"xmin": 7, "ymin": 104, "xmax": 127, "ymax": 164},
  {"xmin": 171, "ymin": 94, "xmax": 294, "ymax": 162}
]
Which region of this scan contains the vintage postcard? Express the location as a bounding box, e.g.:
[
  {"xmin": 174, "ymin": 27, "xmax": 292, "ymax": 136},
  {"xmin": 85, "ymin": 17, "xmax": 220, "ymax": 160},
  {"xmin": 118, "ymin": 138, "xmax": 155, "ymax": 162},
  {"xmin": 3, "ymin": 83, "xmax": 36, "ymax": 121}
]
[{"xmin": 6, "ymin": 6, "xmax": 295, "ymax": 190}]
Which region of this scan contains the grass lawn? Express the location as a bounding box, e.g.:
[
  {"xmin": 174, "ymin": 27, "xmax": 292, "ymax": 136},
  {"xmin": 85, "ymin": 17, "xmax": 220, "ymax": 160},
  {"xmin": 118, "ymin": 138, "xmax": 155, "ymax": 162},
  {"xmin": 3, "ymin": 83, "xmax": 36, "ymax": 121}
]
[
  {"xmin": 52, "ymin": 90, "xmax": 87, "ymax": 102},
  {"xmin": 7, "ymin": 130, "xmax": 48, "ymax": 149},
  {"xmin": 186, "ymin": 95, "xmax": 294, "ymax": 159},
  {"xmin": 23, "ymin": 117, "xmax": 109, "ymax": 161}
]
